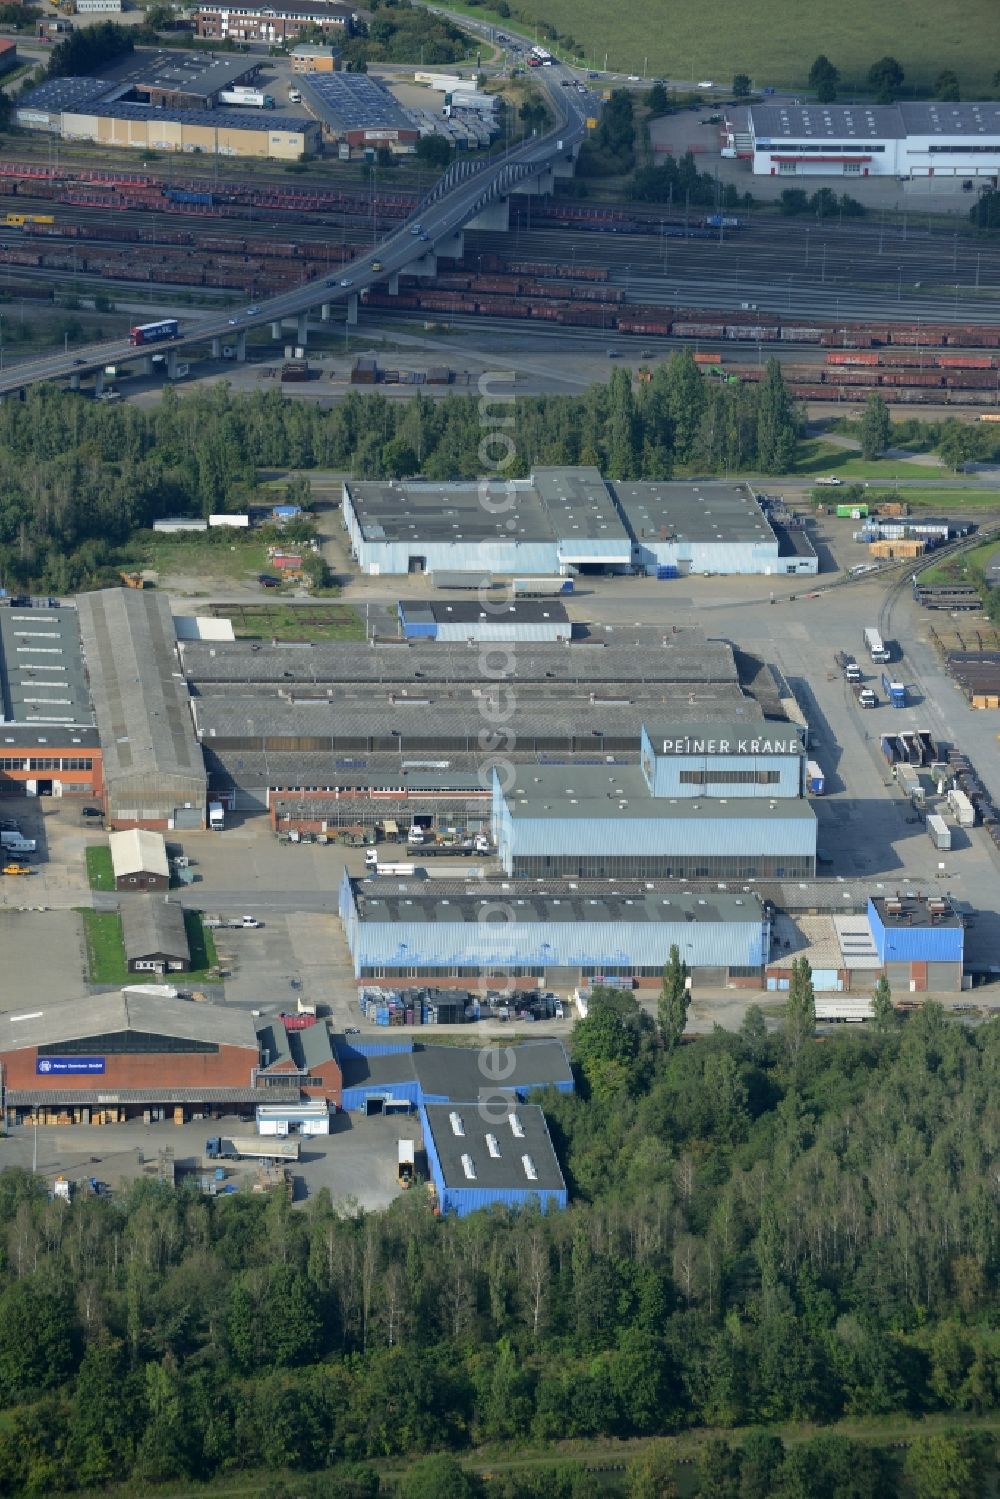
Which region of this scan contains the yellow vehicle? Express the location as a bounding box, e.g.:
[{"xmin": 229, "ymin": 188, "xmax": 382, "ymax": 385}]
[
  {"xmin": 370, "ymin": 260, "xmax": 383, "ymax": 272},
  {"xmin": 3, "ymin": 864, "xmax": 32, "ymax": 876},
  {"xmin": 3, "ymin": 213, "xmax": 56, "ymax": 228}
]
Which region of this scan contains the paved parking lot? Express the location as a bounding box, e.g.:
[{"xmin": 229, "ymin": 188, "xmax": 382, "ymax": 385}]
[
  {"xmin": 4, "ymin": 1111, "xmax": 421, "ymax": 1213},
  {"xmin": 0, "ymin": 908, "xmax": 87, "ymax": 1006}
]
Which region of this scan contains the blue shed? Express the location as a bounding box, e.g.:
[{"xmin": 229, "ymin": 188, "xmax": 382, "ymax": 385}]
[
  {"xmin": 421, "ymin": 1101, "xmax": 567, "ymax": 1217},
  {"xmin": 397, "ymin": 601, "xmax": 438, "ymax": 639}
]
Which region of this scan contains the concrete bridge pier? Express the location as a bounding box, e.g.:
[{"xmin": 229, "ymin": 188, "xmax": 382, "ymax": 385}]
[
  {"xmin": 211, "ymin": 336, "xmax": 222, "ymax": 360},
  {"xmin": 467, "ymin": 199, "xmax": 510, "ymax": 231},
  {"xmin": 235, "ymin": 330, "xmax": 247, "ymax": 363},
  {"xmin": 408, "ymin": 252, "xmax": 438, "ymax": 280},
  {"xmin": 347, "ymin": 294, "xmax": 358, "ymax": 327},
  {"xmin": 70, "ymin": 373, "xmax": 80, "ymax": 391},
  {"xmin": 167, "ymin": 348, "xmax": 179, "ymax": 379},
  {"xmin": 271, "ymin": 320, "xmax": 283, "ymax": 340},
  {"xmin": 296, "ymin": 312, "xmax": 309, "ymax": 346},
  {"xmin": 94, "ymin": 371, "xmax": 104, "ymax": 396},
  {"xmin": 435, "ymin": 231, "xmax": 464, "ymax": 260},
  {"xmin": 320, "ymin": 301, "xmax": 331, "ymax": 321},
  {"xmin": 388, "ymin": 272, "xmax": 399, "ymax": 296},
  {"xmin": 142, "ymin": 355, "xmax": 154, "ymax": 375}
]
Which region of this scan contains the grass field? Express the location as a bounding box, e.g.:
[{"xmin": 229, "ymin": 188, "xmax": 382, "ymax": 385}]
[
  {"xmin": 454, "ymin": 0, "xmax": 1000, "ymax": 92},
  {"xmin": 84, "ymin": 846, "xmax": 114, "ymax": 893},
  {"xmin": 210, "ymin": 602, "xmax": 363, "ymax": 642},
  {"xmin": 143, "ymin": 538, "xmax": 270, "ymax": 583},
  {"xmin": 919, "ymin": 538, "xmax": 999, "ymax": 584},
  {"xmin": 79, "ymin": 908, "xmax": 219, "ymax": 986},
  {"xmin": 794, "ymin": 440, "xmax": 945, "ymax": 479}
]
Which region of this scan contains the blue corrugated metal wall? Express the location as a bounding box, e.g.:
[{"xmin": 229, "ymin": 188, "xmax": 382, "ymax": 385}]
[
  {"xmin": 867, "ymin": 898, "xmax": 964, "ymax": 964},
  {"xmin": 418, "ymin": 1105, "xmax": 567, "ymax": 1217},
  {"xmin": 398, "ymin": 603, "xmax": 437, "ymax": 640},
  {"xmin": 342, "ymin": 1080, "xmax": 421, "ymax": 1111}
]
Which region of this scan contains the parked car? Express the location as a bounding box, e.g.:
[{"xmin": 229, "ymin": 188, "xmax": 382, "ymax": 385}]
[
  {"xmin": 80, "ymin": 806, "xmax": 103, "ymax": 819},
  {"xmin": 258, "ymin": 573, "xmax": 281, "ymax": 589}
]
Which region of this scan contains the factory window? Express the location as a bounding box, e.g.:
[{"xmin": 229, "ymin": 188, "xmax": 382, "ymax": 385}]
[
  {"xmin": 29, "ymin": 758, "xmax": 62, "ymax": 770},
  {"xmin": 679, "ymin": 770, "xmax": 781, "ymax": 786},
  {"xmin": 38, "ymin": 1032, "xmax": 219, "ymax": 1056},
  {"xmin": 510, "ymin": 853, "xmax": 815, "ymax": 880},
  {"xmin": 0, "ymin": 757, "xmax": 27, "ymax": 770},
  {"xmin": 61, "ymin": 757, "xmax": 94, "ymax": 771}
]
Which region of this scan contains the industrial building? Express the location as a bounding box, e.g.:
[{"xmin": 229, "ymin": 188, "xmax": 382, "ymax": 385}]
[
  {"xmin": 867, "ymin": 893, "xmax": 964, "ymax": 992},
  {"xmin": 297, "ymin": 71, "xmax": 418, "ymax": 153},
  {"xmin": 612, "ymin": 480, "xmax": 818, "ymax": 577},
  {"xmin": 492, "ymin": 721, "xmax": 815, "ymax": 880},
  {"xmin": 255, "ymin": 1016, "xmax": 343, "ymax": 1106},
  {"xmin": 397, "ymin": 599, "xmax": 572, "ymax": 642},
  {"xmin": 120, "ymin": 897, "xmax": 190, "ymax": 974},
  {"xmin": 77, "ymin": 589, "xmax": 207, "ymax": 830},
  {"xmin": 340, "ymin": 872, "xmax": 770, "ymax": 987},
  {"xmin": 0, "ymin": 600, "xmax": 102, "ymax": 800},
  {"xmin": 0, "ymin": 990, "xmax": 300, "ymax": 1125},
  {"xmin": 343, "ymin": 468, "xmax": 632, "ymax": 577},
  {"xmin": 421, "ymin": 1102, "xmax": 567, "ymax": 1217},
  {"xmin": 290, "ymin": 44, "xmax": 341, "ymax": 73},
  {"xmin": 16, "ymin": 64, "xmax": 319, "ymax": 158},
  {"xmin": 0, "ymin": 39, "xmax": 18, "ymax": 75},
  {"xmin": 193, "ymin": 0, "xmax": 355, "ymax": 43},
  {"xmin": 109, "ymin": 829, "xmax": 170, "ymax": 891},
  {"xmin": 748, "ymin": 101, "xmax": 1000, "ymax": 179},
  {"xmin": 335, "ymin": 1036, "xmax": 574, "ymax": 1112}
]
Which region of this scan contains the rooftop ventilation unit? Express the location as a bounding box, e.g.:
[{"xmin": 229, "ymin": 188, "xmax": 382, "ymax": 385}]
[
  {"xmin": 486, "ymin": 1133, "xmax": 501, "ymax": 1158},
  {"xmin": 449, "ymin": 1110, "xmax": 465, "ymax": 1137},
  {"xmin": 461, "ymin": 1153, "xmax": 477, "ymax": 1181},
  {"xmin": 509, "ymin": 1112, "xmax": 526, "ymax": 1139},
  {"xmin": 522, "ymin": 1154, "xmax": 538, "ymax": 1181}
]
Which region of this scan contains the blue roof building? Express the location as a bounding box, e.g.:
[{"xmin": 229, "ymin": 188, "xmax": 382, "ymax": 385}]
[{"xmin": 421, "ymin": 1101, "xmax": 568, "ymax": 1217}]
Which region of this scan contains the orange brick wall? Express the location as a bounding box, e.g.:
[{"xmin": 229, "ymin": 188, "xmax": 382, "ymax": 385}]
[{"xmin": 2, "ymin": 1043, "xmax": 257, "ymax": 1093}]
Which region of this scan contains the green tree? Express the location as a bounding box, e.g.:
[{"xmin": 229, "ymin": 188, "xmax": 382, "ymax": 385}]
[
  {"xmin": 627, "ymin": 1438, "xmax": 679, "ymax": 1498},
  {"xmin": 739, "ymin": 1430, "xmax": 785, "ymax": 1499},
  {"xmin": 859, "ymin": 394, "xmax": 892, "ymax": 459},
  {"xmin": 779, "ymin": 188, "xmax": 810, "ymax": 215},
  {"xmin": 783, "ymin": 955, "xmax": 815, "ymax": 1065},
  {"xmin": 871, "ymin": 974, "xmax": 894, "ymax": 1032},
  {"xmin": 868, "ymin": 55, "xmax": 904, "ymax": 101},
  {"xmin": 732, "ymin": 73, "xmax": 752, "ymax": 98},
  {"xmin": 400, "ymin": 1452, "xmax": 472, "ymax": 1499},
  {"xmin": 904, "ymin": 1434, "xmax": 976, "ymax": 1499},
  {"xmin": 937, "ymin": 417, "xmax": 987, "ymax": 472},
  {"xmin": 808, "ymin": 54, "xmax": 839, "ymax": 102},
  {"xmin": 698, "ymin": 1437, "xmax": 740, "ymax": 1497},
  {"xmin": 934, "ymin": 69, "xmax": 960, "ymax": 101},
  {"xmin": 756, "ymin": 358, "xmax": 797, "ymax": 473},
  {"xmin": 605, "ymin": 366, "xmax": 639, "ymax": 478},
  {"xmin": 415, "ymin": 133, "xmax": 451, "ymax": 166},
  {"xmin": 658, "ymin": 943, "xmax": 689, "ymax": 1051},
  {"xmin": 646, "ymin": 82, "xmax": 669, "ymax": 114},
  {"xmin": 571, "ymin": 985, "xmax": 651, "ymax": 1101}
]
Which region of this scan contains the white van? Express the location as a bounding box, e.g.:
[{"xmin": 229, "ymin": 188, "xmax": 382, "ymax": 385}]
[{"xmin": 365, "ymin": 847, "xmax": 379, "ymax": 868}]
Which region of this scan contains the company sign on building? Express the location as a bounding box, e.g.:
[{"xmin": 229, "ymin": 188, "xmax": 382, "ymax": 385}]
[{"xmin": 36, "ymin": 1056, "xmax": 107, "ymax": 1075}]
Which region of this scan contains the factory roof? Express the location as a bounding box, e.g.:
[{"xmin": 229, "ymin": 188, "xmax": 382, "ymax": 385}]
[
  {"xmin": 612, "ymin": 480, "xmax": 777, "ymax": 547},
  {"xmin": 898, "ymin": 101, "xmax": 1000, "ymax": 135},
  {"xmin": 0, "ymin": 602, "xmax": 95, "ymax": 730},
  {"xmin": 502, "ymin": 763, "xmax": 811, "ymax": 819},
  {"xmin": 399, "ymin": 599, "xmax": 571, "ymax": 627},
  {"xmin": 870, "ymin": 893, "xmax": 961, "ymax": 929},
  {"xmin": 345, "ymin": 466, "xmax": 626, "ymax": 546},
  {"xmin": 750, "ymin": 103, "xmax": 905, "ymax": 140},
  {"xmin": 109, "ymin": 828, "xmax": 170, "ymax": 880},
  {"xmin": 181, "ymin": 631, "xmax": 740, "ymax": 686},
  {"xmin": 297, "ymin": 71, "xmax": 415, "ymax": 133},
  {"xmin": 76, "ymin": 590, "xmax": 206, "ymax": 791},
  {"xmin": 17, "ymin": 77, "xmax": 111, "ymax": 113},
  {"xmin": 424, "ymin": 1101, "xmax": 566, "ymax": 1193},
  {"xmin": 0, "ymin": 990, "xmax": 257, "ymax": 1054},
  {"xmin": 120, "ymin": 897, "xmax": 189, "ymax": 962},
  {"xmin": 351, "ymin": 876, "xmax": 766, "ymax": 926},
  {"xmin": 413, "ymin": 1039, "xmax": 573, "ymax": 1098},
  {"xmin": 117, "ymin": 48, "xmax": 258, "ymax": 99},
  {"xmin": 87, "ymin": 103, "xmax": 312, "ymax": 132},
  {"xmin": 257, "ymin": 1018, "xmax": 340, "ymax": 1072},
  {"xmin": 193, "ymin": 687, "xmax": 758, "ymax": 746}
]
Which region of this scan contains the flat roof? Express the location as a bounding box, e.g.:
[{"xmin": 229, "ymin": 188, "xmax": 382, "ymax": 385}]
[
  {"xmin": 750, "ymin": 103, "xmax": 904, "ymax": 140},
  {"xmin": 18, "ymin": 77, "xmax": 111, "ymax": 113},
  {"xmin": 298, "ymin": 71, "xmax": 415, "ymax": 133},
  {"xmin": 899, "ymin": 101, "xmax": 1000, "ymax": 135},
  {"xmin": 351, "ymin": 875, "xmax": 766, "ymax": 926},
  {"xmin": 503, "ymin": 764, "xmax": 813, "ymax": 820},
  {"xmin": 85, "ymin": 103, "xmax": 312, "ymax": 132},
  {"xmin": 424, "ymin": 1101, "xmax": 566, "ymax": 1193},
  {"xmin": 414, "ymin": 1039, "xmax": 572, "ymax": 1097},
  {"xmin": 0, "ymin": 603, "xmax": 95, "ymax": 730},
  {"xmin": 110, "ymin": 828, "xmax": 169, "ymax": 880},
  {"xmin": 182, "ymin": 631, "xmax": 740, "ymax": 686},
  {"xmin": 612, "ymin": 481, "xmax": 777, "ymax": 547},
  {"xmin": 400, "ymin": 600, "xmax": 571, "ymax": 626},
  {"xmin": 345, "ymin": 467, "xmax": 627, "ymax": 547},
  {"xmin": 0, "ymin": 990, "xmax": 257, "ymax": 1054},
  {"xmin": 871, "ymin": 893, "xmax": 961, "ymax": 929},
  {"xmin": 76, "ymin": 590, "xmax": 206, "ymax": 793},
  {"xmin": 121, "ymin": 48, "xmax": 257, "ymax": 98}
]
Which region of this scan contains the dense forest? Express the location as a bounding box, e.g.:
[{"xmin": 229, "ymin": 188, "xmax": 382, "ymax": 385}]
[
  {"xmin": 0, "ymin": 996, "xmax": 997, "ymax": 1496},
  {"xmin": 0, "ymin": 356, "xmax": 799, "ymax": 593}
]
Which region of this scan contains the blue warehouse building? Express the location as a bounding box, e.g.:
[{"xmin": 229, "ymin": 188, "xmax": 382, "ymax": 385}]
[
  {"xmin": 421, "ymin": 1101, "xmax": 568, "ymax": 1217},
  {"xmin": 340, "ymin": 871, "xmax": 770, "ymax": 986},
  {"xmin": 491, "ymin": 722, "xmax": 816, "ymax": 880},
  {"xmin": 867, "ymin": 893, "xmax": 964, "ymax": 993},
  {"xmin": 397, "ymin": 599, "xmax": 572, "ymax": 643}
]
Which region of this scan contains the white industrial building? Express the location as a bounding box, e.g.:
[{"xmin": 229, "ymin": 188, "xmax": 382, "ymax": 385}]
[
  {"xmin": 611, "ymin": 480, "xmax": 818, "ymax": 577},
  {"xmin": 748, "ymin": 102, "xmax": 1000, "ymax": 179}
]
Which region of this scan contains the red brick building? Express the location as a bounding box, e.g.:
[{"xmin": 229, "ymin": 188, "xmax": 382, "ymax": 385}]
[{"xmin": 193, "ymin": 1, "xmax": 355, "ymax": 45}]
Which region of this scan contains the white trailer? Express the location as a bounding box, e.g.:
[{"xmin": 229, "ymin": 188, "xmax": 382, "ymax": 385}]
[
  {"xmin": 927, "ymin": 813, "xmax": 952, "ymax": 851},
  {"xmin": 815, "ymin": 998, "xmax": 875, "ymax": 1024},
  {"xmin": 863, "ymin": 627, "xmax": 890, "ymax": 663},
  {"xmin": 947, "ymin": 788, "xmax": 975, "ymax": 827}
]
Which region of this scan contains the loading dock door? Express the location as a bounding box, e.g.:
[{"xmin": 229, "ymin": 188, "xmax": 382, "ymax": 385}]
[{"xmin": 364, "ymin": 1095, "xmax": 386, "ymax": 1116}]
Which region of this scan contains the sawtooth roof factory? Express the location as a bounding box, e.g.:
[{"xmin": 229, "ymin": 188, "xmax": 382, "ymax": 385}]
[
  {"xmin": 0, "ymin": 598, "xmax": 102, "ymax": 799},
  {"xmin": 342, "ymin": 470, "xmax": 817, "ymax": 578},
  {"xmin": 748, "ymin": 100, "xmax": 1000, "ymax": 178}
]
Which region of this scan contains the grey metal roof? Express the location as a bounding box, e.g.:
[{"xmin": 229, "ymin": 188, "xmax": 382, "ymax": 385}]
[
  {"xmin": 297, "ymin": 71, "xmax": 415, "ymax": 133},
  {"xmin": 871, "ymin": 893, "xmax": 961, "ymax": 930},
  {"xmin": 346, "ymin": 466, "xmax": 627, "ymax": 546},
  {"xmin": 504, "ymin": 762, "xmax": 809, "ymax": 820},
  {"xmin": 118, "ymin": 48, "xmax": 258, "ymax": 98},
  {"xmin": 120, "ymin": 896, "xmax": 189, "ymax": 962},
  {"xmin": 352, "ymin": 876, "xmax": 766, "ymax": 926},
  {"xmin": 91, "ymin": 103, "xmax": 312, "ymax": 132},
  {"xmin": 77, "ymin": 590, "xmax": 206, "ymax": 794},
  {"xmin": 0, "ymin": 603, "xmax": 95, "ymax": 729},
  {"xmin": 181, "ymin": 631, "xmax": 740, "ymax": 686},
  {"xmin": 750, "ymin": 103, "xmax": 904, "ymax": 140},
  {"xmin": 0, "ymin": 989, "xmax": 257, "ymax": 1053},
  {"xmin": 17, "ymin": 78, "xmax": 111, "ymax": 113},
  {"xmin": 612, "ymin": 480, "xmax": 777, "ymax": 547},
  {"xmin": 898, "ymin": 101, "xmax": 1000, "ymax": 135},
  {"xmin": 400, "ymin": 599, "xmax": 571, "ymax": 626},
  {"xmin": 424, "ymin": 1101, "xmax": 566, "ymax": 1193},
  {"xmin": 414, "ymin": 1039, "xmax": 572, "ymax": 1098},
  {"xmin": 339, "ymin": 1048, "xmax": 418, "ymax": 1091}
]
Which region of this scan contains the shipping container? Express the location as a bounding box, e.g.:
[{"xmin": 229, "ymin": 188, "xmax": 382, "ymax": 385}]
[{"xmin": 927, "ymin": 814, "xmax": 952, "ymax": 851}]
